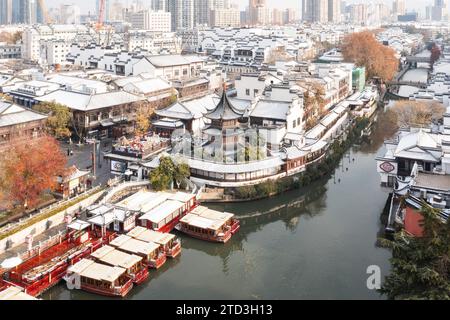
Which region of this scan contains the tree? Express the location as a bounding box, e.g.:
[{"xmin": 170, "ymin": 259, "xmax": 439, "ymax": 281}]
[
  {"xmin": 149, "ymin": 157, "xmax": 190, "ymax": 191},
  {"xmin": 341, "ymin": 31, "xmax": 399, "ymax": 82},
  {"xmin": 134, "ymin": 106, "xmax": 151, "ymax": 137},
  {"xmin": 33, "ymin": 101, "xmax": 72, "ymax": 139},
  {"xmin": 430, "ymin": 43, "xmax": 441, "ymax": 66},
  {"xmin": 173, "ymin": 162, "xmax": 190, "ymax": 189},
  {"xmin": 265, "ymin": 46, "xmax": 294, "ymax": 64},
  {"xmin": 0, "ymin": 135, "xmax": 67, "ymax": 209},
  {"xmin": 0, "ymin": 31, "xmax": 22, "ymax": 44},
  {"xmin": 379, "ymin": 204, "xmax": 450, "ymax": 299},
  {"xmin": 387, "ymin": 101, "xmax": 445, "ymax": 129},
  {"xmin": 299, "ymin": 82, "xmax": 326, "ymax": 131}
]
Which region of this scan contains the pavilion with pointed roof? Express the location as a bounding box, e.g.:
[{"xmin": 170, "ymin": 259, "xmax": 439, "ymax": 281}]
[{"xmin": 200, "ymin": 90, "xmax": 248, "ymax": 163}]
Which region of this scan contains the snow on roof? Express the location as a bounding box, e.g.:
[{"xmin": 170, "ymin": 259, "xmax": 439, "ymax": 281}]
[
  {"xmin": 185, "ymin": 156, "xmax": 284, "ymax": 174},
  {"xmin": 320, "ymin": 111, "xmax": 339, "ymax": 127},
  {"xmin": 0, "ymin": 102, "xmax": 47, "ymax": 128},
  {"xmin": 146, "ymin": 55, "xmax": 204, "ymax": 67},
  {"xmin": 250, "ymin": 100, "xmax": 290, "ymax": 121},
  {"xmin": 394, "ymin": 130, "xmax": 441, "ymax": 162},
  {"xmin": 305, "ymin": 124, "xmax": 326, "ymax": 140},
  {"xmin": 35, "ymin": 90, "xmax": 143, "ymax": 111},
  {"xmin": 155, "ymin": 102, "xmax": 195, "ymax": 120},
  {"xmin": 124, "ymin": 78, "xmax": 172, "ymax": 94}
]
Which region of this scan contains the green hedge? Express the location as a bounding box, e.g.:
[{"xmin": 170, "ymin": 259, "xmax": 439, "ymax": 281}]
[
  {"xmin": 234, "ymin": 117, "xmax": 369, "ymax": 200},
  {"xmin": 0, "ymin": 188, "xmax": 104, "ymax": 241}
]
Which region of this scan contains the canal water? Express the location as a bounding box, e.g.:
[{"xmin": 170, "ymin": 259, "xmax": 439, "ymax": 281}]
[
  {"xmin": 398, "ymin": 49, "xmax": 430, "ymax": 97},
  {"xmin": 42, "ymin": 115, "xmax": 393, "ymax": 300}
]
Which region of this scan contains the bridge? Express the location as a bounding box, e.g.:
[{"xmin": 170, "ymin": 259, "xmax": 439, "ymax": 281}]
[{"xmin": 386, "ymin": 80, "xmax": 428, "ymax": 88}]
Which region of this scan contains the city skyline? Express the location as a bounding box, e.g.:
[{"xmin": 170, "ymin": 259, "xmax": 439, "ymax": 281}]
[{"xmin": 44, "ymin": 0, "xmax": 435, "ymax": 14}]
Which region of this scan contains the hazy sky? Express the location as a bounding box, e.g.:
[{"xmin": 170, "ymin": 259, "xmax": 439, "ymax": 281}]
[{"xmin": 46, "ymin": 0, "xmax": 432, "ymax": 14}]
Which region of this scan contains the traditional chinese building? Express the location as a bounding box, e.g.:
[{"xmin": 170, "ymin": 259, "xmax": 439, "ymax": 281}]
[{"xmin": 0, "ymin": 101, "xmax": 47, "ymax": 151}]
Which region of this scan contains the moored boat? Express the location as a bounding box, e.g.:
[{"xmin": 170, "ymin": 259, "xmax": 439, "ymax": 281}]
[
  {"xmin": 175, "ymin": 206, "xmax": 240, "ymax": 243},
  {"xmin": 90, "ymin": 245, "xmax": 149, "ymax": 285},
  {"xmin": 109, "ymin": 235, "xmax": 167, "ymax": 269},
  {"xmin": 64, "ymin": 258, "xmax": 133, "ymax": 297},
  {"xmin": 127, "ymin": 226, "xmax": 181, "ymax": 258},
  {"xmin": 4, "ymin": 220, "xmax": 107, "ymax": 297}
]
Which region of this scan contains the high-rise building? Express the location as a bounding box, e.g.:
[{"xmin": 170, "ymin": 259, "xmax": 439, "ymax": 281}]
[
  {"xmin": 151, "ymin": 0, "xmax": 168, "ymax": 12},
  {"xmin": 169, "ymin": 0, "xmax": 194, "ymax": 31},
  {"xmin": 328, "ymin": 0, "xmax": 340, "ymax": 23},
  {"xmin": 194, "ymin": 0, "xmax": 210, "ymax": 26},
  {"xmin": 302, "ymin": 0, "xmax": 328, "ymax": 23},
  {"xmin": 349, "ymin": 3, "xmax": 367, "ymax": 24},
  {"xmin": 210, "ymin": 8, "xmax": 240, "ymax": 27},
  {"xmin": 60, "ymin": 4, "xmax": 81, "ymax": 24},
  {"xmin": 392, "ymin": 0, "xmax": 406, "ymax": 17},
  {"xmin": 272, "ymin": 8, "xmax": 283, "ymax": 25},
  {"xmin": 129, "ymin": 9, "xmax": 171, "ymax": 31},
  {"xmin": 249, "ymin": 0, "xmax": 266, "ymax": 25},
  {"xmin": 432, "ymin": 0, "xmax": 448, "ymax": 21},
  {"xmin": 12, "ymin": 0, "xmax": 35, "ymax": 24},
  {"xmin": 0, "ymin": 0, "xmax": 12, "ymax": 25},
  {"xmin": 283, "ymin": 8, "xmax": 297, "ymax": 24}
]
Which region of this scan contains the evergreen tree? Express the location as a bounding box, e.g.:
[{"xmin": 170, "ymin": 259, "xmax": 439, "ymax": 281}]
[{"xmin": 379, "ymin": 203, "xmax": 450, "ymax": 300}]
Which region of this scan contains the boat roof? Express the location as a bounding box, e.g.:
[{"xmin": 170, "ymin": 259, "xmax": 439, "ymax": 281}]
[
  {"xmin": 197, "ymin": 210, "xmax": 234, "ymax": 222},
  {"xmin": 110, "ymin": 235, "xmax": 159, "ymax": 255},
  {"xmin": 180, "ymin": 213, "xmax": 227, "ymax": 231},
  {"xmin": 126, "ymin": 226, "xmax": 147, "ymax": 238},
  {"xmin": 95, "ymin": 248, "xmax": 142, "ymax": 269},
  {"xmin": 68, "ymin": 258, "xmax": 96, "ymax": 274},
  {"xmin": 138, "ymin": 200, "xmax": 185, "ymax": 223},
  {"xmin": 128, "ymin": 227, "xmax": 175, "ymax": 245},
  {"xmin": 0, "ymin": 286, "xmax": 38, "ymax": 300},
  {"xmin": 168, "ymin": 192, "xmax": 195, "ymax": 203},
  {"xmin": 117, "ymin": 190, "xmax": 170, "ymax": 212},
  {"xmin": 67, "ymin": 219, "xmax": 90, "ymax": 231},
  {"xmin": 90, "ymin": 245, "xmax": 116, "ymax": 259},
  {"xmin": 80, "ymin": 261, "xmax": 126, "ymax": 283}
]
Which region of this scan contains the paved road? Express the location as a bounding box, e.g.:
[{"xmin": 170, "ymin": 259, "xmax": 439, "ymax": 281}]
[{"xmin": 60, "ymin": 140, "xmax": 114, "ymax": 187}]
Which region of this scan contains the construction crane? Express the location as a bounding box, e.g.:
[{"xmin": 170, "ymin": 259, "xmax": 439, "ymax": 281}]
[
  {"xmin": 96, "ymin": 0, "xmax": 106, "ymax": 31},
  {"xmin": 37, "ymin": 0, "xmax": 51, "ymax": 24}
]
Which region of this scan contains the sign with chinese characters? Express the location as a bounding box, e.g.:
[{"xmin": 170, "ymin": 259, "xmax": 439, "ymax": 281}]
[
  {"xmin": 379, "ymin": 161, "xmax": 395, "ymax": 173},
  {"xmin": 111, "ymin": 160, "xmax": 126, "ymax": 173}
]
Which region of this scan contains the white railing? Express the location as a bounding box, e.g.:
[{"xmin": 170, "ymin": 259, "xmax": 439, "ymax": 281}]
[{"xmin": 0, "ymin": 186, "xmax": 103, "ymax": 237}]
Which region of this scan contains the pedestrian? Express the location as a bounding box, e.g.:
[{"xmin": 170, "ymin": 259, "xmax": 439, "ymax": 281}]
[
  {"xmin": 70, "ymin": 150, "xmax": 74, "ymax": 156},
  {"xmin": 67, "ymin": 148, "xmax": 70, "ymax": 156}
]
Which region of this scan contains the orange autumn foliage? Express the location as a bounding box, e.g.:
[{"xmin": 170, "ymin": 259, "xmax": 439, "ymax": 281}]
[
  {"xmin": 0, "ymin": 135, "xmax": 67, "ymax": 209},
  {"xmin": 341, "ymin": 31, "xmax": 399, "ymax": 82}
]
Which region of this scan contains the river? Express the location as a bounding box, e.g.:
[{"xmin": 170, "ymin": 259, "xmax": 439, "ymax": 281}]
[
  {"xmin": 42, "ymin": 114, "xmax": 393, "ymax": 300},
  {"xmin": 398, "ymin": 49, "xmax": 430, "ymax": 97}
]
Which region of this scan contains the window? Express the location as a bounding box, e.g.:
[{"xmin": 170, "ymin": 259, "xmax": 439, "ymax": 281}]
[
  {"xmin": 245, "ymin": 89, "xmax": 250, "ymax": 96},
  {"xmin": 292, "ymin": 120, "xmax": 296, "ymax": 128},
  {"xmin": 254, "ymin": 89, "xmax": 258, "ymax": 96}
]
